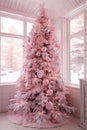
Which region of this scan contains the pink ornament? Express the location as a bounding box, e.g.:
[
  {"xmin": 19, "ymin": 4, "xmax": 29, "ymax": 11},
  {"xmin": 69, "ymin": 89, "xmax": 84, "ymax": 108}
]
[
  {"xmin": 44, "ymin": 39, "xmax": 49, "ymax": 45},
  {"xmin": 42, "ymin": 52, "xmax": 48, "ymax": 60},
  {"xmin": 41, "ymin": 47, "xmax": 47, "ymax": 52},
  {"xmin": 48, "ymin": 84, "xmax": 53, "ymax": 89},
  {"xmin": 47, "ymin": 89, "xmax": 53, "ymax": 96},
  {"xmin": 36, "ymin": 50, "xmax": 41, "ymax": 57},
  {"xmin": 32, "ymin": 78, "xmax": 39, "ymax": 85},
  {"xmin": 41, "ymin": 96, "xmax": 48, "ymax": 103},
  {"xmin": 37, "ymin": 69, "xmax": 44, "ymax": 78},
  {"xmin": 46, "ymin": 67, "xmax": 51, "ymax": 73},
  {"xmin": 36, "ymin": 35, "xmax": 43, "ymax": 44},
  {"xmin": 40, "ymin": 16, "xmax": 48, "ymax": 27},
  {"xmin": 46, "ymin": 101, "xmax": 54, "ymax": 110},
  {"xmin": 33, "ymin": 58, "xmax": 37, "ymax": 63},
  {"xmin": 45, "ymin": 32, "xmax": 50, "ymax": 40},
  {"xmin": 43, "ymin": 79, "xmax": 49, "ymax": 86},
  {"xmin": 50, "ymin": 79, "xmax": 55, "ymax": 85},
  {"xmin": 41, "ymin": 62, "xmax": 47, "ymax": 68}
]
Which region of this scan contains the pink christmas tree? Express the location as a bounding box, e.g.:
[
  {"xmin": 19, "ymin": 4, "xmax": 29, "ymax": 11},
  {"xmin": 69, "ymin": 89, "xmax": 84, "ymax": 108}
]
[{"xmin": 8, "ymin": 5, "xmax": 74, "ymax": 128}]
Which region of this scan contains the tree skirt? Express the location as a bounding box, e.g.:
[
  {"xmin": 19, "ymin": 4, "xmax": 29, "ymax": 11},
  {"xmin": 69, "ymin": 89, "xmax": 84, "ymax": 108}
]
[{"xmin": 8, "ymin": 111, "xmax": 72, "ymax": 128}]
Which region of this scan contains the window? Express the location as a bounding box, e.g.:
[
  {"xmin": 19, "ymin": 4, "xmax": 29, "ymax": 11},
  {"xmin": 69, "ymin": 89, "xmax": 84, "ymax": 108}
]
[
  {"xmin": 1, "ymin": 37, "xmax": 23, "ymax": 83},
  {"xmin": 63, "ymin": 10, "xmax": 87, "ymax": 86},
  {"xmin": 27, "ymin": 22, "xmax": 33, "ymax": 36},
  {"xmin": 0, "ymin": 13, "xmax": 33, "ymax": 83},
  {"xmin": 70, "ymin": 14, "xmax": 84, "ymax": 34},
  {"xmin": 69, "ymin": 14, "xmax": 84, "ymax": 85},
  {"xmin": 1, "ymin": 17, "xmax": 23, "ymax": 35},
  {"xmin": 70, "ymin": 36, "xmax": 84, "ymax": 84}
]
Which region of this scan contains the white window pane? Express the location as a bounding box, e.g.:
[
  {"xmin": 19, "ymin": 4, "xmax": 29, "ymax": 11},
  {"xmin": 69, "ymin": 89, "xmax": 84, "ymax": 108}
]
[
  {"xmin": 1, "ymin": 37, "xmax": 23, "ymax": 83},
  {"xmin": 1, "ymin": 17, "xmax": 23, "ymax": 35},
  {"xmin": 27, "ymin": 22, "xmax": 33, "ymax": 36},
  {"xmin": 70, "ymin": 14, "xmax": 84, "ymax": 34},
  {"xmin": 70, "ymin": 36, "xmax": 84, "ymax": 84}
]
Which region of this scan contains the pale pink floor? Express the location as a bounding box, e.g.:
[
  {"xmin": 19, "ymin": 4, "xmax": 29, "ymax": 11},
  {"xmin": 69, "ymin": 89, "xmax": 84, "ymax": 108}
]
[{"xmin": 0, "ymin": 113, "xmax": 85, "ymax": 130}]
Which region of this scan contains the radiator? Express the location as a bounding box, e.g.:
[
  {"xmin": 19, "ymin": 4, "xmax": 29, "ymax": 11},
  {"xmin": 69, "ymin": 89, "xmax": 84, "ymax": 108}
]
[{"xmin": 80, "ymin": 79, "xmax": 87, "ymax": 130}]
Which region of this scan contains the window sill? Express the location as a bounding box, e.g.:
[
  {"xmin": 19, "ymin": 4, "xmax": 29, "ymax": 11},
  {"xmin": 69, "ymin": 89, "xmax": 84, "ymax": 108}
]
[
  {"xmin": 0, "ymin": 82, "xmax": 16, "ymax": 86},
  {"xmin": 65, "ymin": 83, "xmax": 79, "ymax": 88}
]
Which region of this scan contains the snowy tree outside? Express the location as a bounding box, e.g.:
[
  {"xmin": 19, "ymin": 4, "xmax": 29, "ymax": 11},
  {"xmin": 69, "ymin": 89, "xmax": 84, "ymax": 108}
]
[{"xmin": 70, "ymin": 14, "xmax": 84, "ymax": 84}]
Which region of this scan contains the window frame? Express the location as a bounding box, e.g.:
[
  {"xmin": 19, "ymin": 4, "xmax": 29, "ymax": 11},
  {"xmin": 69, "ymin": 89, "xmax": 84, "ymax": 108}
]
[
  {"xmin": 63, "ymin": 6, "xmax": 87, "ymax": 87},
  {"xmin": 69, "ymin": 13, "xmax": 84, "ymax": 85}
]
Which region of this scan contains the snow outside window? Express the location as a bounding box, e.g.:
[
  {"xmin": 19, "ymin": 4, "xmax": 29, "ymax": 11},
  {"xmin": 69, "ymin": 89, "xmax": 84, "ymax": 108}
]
[
  {"xmin": 1, "ymin": 37, "xmax": 23, "ymax": 83},
  {"xmin": 69, "ymin": 14, "xmax": 84, "ymax": 85},
  {"xmin": 1, "ymin": 17, "xmax": 23, "ymax": 35},
  {"xmin": 70, "ymin": 36, "xmax": 84, "ymax": 84},
  {"xmin": 27, "ymin": 22, "xmax": 33, "ymax": 36}
]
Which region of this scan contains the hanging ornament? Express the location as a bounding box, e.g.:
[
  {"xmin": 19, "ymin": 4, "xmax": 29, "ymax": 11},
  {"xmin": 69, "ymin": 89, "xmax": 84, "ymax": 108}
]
[
  {"xmin": 41, "ymin": 95, "xmax": 48, "ymax": 104},
  {"xmin": 36, "ymin": 69, "xmax": 44, "ymax": 78},
  {"xmin": 36, "ymin": 50, "xmax": 41, "ymax": 57},
  {"xmin": 48, "ymin": 84, "xmax": 53, "ymax": 89},
  {"xmin": 45, "ymin": 32, "xmax": 50, "ymax": 40},
  {"xmin": 32, "ymin": 78, "xmax": 39, "ymax": 85},
  {"xmin": 43, "ymin": 78, "xmax": 49, "ymax": 86},
  {"xmin": 40, "ymin": 16, "xmax": 49, "ymax": 28},
  {"xmin": 47, "ymin": 89, "xmax": 53, "ymax": 96},
  {"xmin": 42, "ymin": 52, "xmax": 48, "ymax": 60},
  {"xmin": 41, "ymin": 46, "xmax": 47, "ymax": 52},
  {"xmin": 43, "ymin": 39, "xmax": 49, "ymax": 45},
  {"xmin": 46, "ymin": 101, "xmax": 54, "ymax": 110},
  {"xmin": 36, "ymin": 35, "xmax": 43, "ymax": 44}
]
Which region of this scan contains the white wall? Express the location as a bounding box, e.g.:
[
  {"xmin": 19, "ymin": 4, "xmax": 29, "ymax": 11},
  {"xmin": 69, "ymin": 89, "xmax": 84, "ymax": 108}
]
[
  {"xmin": 0, "ymin": 84, "xmax": 15, "ymax": 112},
  {"xmin": 67, "ymin": 86, "xmax": 80, "ymax": 118}
]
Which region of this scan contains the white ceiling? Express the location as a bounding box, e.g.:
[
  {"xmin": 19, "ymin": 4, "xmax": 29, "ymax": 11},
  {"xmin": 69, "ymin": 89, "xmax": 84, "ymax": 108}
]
[{"xmin": 0, "ymin": 0, "xmax": 87, "ymax": 20}]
